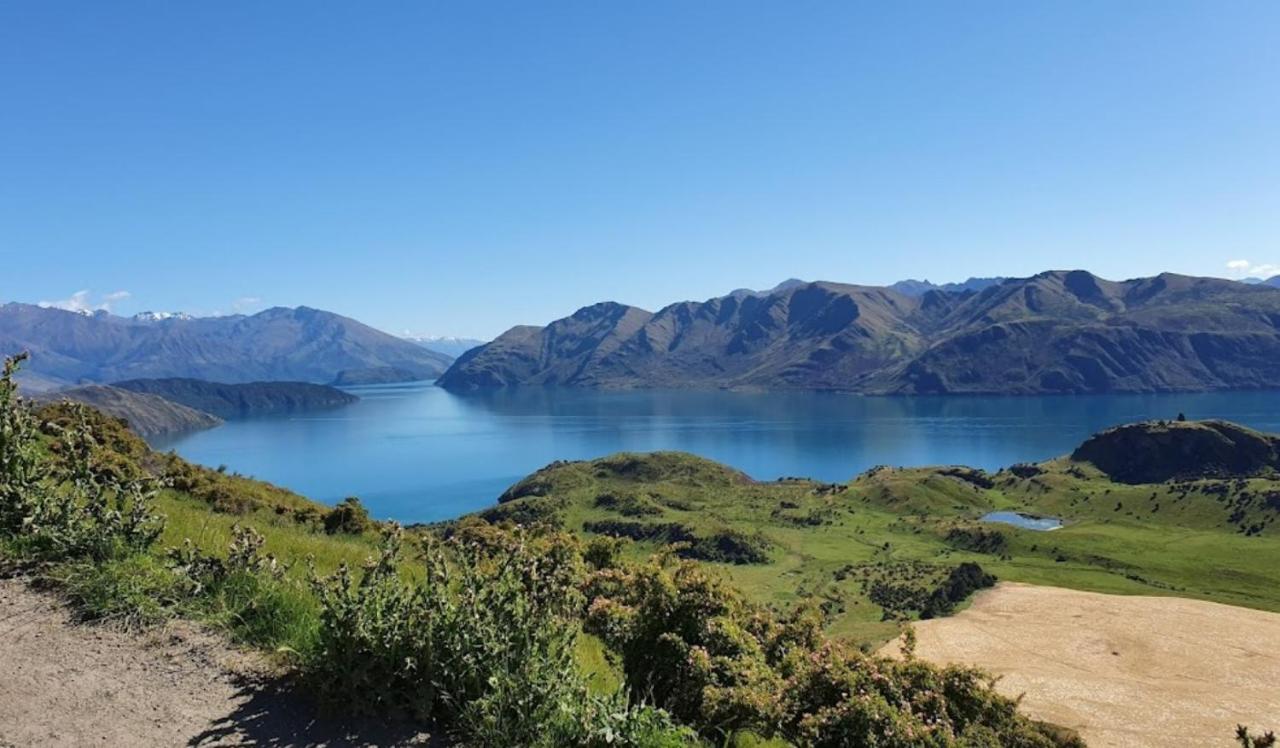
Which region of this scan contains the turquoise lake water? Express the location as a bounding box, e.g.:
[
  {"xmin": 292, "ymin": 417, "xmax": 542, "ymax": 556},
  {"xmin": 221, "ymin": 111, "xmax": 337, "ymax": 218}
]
[
  {"xmin": 155, "ymin": 383, "xmax": 1280, "ymax": 523},
  {"xmin": 981, "ymin": 511, "xmax": 1063, "ymax": 531}
]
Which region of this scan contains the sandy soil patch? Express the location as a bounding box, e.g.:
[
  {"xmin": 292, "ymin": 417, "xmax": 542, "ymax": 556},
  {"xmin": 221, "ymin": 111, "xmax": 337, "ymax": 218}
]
[
  {"xmin": 881, "ymin": 582, "xmax": 1280, "ymax": 747},
  {"xmin": 0, "ymin": 576, "xmax": 437, "ymax": 747}
]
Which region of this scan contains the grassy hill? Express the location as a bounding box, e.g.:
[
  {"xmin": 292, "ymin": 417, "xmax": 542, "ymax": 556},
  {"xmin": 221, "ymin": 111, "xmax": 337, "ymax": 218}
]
[
  {"xmin": 38, "ymin": 384, "xmax": 223, "ymax": 438},
  {"xmin": 475, "ymin": 423, "xmax": 1280, "ymax": 643}
]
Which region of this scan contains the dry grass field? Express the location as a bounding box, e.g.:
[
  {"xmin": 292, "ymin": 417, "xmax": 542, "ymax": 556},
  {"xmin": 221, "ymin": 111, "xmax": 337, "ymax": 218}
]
[{"xmin": 882, "ymin": 583, "xmax": 1280, "ymax": 747}]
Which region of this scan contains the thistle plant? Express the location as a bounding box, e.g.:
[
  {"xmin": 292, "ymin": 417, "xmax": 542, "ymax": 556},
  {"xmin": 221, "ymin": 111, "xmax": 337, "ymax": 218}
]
[{"xmin": 0, "ymin": 355, "xmax": 164, "ymax": 562}]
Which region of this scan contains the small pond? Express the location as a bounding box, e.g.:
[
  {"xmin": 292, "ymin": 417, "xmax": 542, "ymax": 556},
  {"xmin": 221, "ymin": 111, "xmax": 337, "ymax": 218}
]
[{"xmin": 981, "ymin": 511, "xmax": 1063, "ymax": 531}]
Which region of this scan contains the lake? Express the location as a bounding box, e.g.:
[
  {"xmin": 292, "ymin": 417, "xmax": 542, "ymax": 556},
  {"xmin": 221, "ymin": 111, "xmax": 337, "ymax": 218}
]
[{"xmin": 155, "ymin": 384, "xmax": 1280, "ymax": 523}]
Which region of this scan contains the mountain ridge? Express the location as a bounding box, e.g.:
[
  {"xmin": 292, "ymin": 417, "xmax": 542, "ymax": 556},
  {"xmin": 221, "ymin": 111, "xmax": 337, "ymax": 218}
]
[
  {"xmin": 39, "ymin": 385, "xmax": 223, "ymax": 438},
  {"xmin": 0, "ymin": 303, "xmax": 452, "ymax": 391},
  {"xmin": 439, "ymin": 270, "xmax": 1280, "ymax": 395}
]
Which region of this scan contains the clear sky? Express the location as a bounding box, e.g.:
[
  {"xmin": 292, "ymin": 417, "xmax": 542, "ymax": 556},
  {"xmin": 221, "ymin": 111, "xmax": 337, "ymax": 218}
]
[{"xmin": 2, "ymin": 2, "xmax": 1277, "ymax": 339}]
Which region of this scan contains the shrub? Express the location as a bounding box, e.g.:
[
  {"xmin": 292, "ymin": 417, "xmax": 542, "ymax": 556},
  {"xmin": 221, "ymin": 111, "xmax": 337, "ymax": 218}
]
[
  {"xmin": 595, "ymin": 491, "xmax": 664, "ymax": 517},
  {"xmin": 920, "ymin": 562, "xmax": 997, "ymax": 619},
  {"xmin": 1, "ymin": 360, "xmax": 164, "ymax": 564},
  {"xmin": 0, "ymin": 353, "xmax": 45, "ymax": 536},
  {"xmin": 682, "ymin": 529, "xmax": 772, "ymax": 565},
  {"xmin": 944, "ymin": 526, "xmax": 1008, "ymax": 555},
  {"xmin": 584, "ymin": 555, "xmax": 1075, "ymax": 746},
  {"xmin": 323, "ymin": 496, "xmax": 371, "ymax": 534},
  {"xmin": 307, "ymin": 527, "xmax": 577, "ymax": 743},
  {"xmin": 1237, "ymin": 725, "xmax": 1278, "ymax": 748}
]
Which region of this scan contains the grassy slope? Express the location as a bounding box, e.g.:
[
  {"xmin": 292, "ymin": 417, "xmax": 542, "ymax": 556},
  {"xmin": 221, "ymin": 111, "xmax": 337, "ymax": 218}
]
[{"xmin": 482, "ymin": 450, "xmax": 1280, "ymax": 644}]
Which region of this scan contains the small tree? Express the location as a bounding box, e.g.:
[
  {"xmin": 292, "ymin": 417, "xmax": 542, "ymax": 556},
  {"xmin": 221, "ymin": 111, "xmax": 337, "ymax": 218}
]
[{"xmin": 324, "ymin": 496, "xmax": 371, "ymax": 535}]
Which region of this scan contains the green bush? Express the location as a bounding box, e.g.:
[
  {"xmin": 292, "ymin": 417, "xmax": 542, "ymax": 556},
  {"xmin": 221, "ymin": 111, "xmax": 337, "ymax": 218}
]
[
  {"xmin": 306, "ymin": 525, "xmax": 695, "ymax": 746},
  {"xmin": 323, "ymin": 496, "xmax": 371, "ymax": 534},
  {"xmin": 1, "ymin": 357, "xmax": 164, "ymax": 563},
  {"xmin": 584, "ymin": 555, "xmax": 1081, "ymax": 747}
]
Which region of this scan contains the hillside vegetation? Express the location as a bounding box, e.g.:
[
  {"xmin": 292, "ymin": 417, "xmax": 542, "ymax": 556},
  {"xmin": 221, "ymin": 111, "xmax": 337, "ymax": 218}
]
[
  {"xmin": 39, "ymin": 384, "xmax": 223, "ymax": 438},
  {"xmin": 480, "ymin": 423, "xmax": 1280, "ymax": 643},
  {"xmin": 0, "ymin": 353, "xmax": 1086, "ymax": 747},
  {"xmin": 439, "ymin": 271, "xmax": 1280, "ymax": 394},
  {"xmin": 112, "ymin": 377, "xmax": 358, "ymax": 419}
]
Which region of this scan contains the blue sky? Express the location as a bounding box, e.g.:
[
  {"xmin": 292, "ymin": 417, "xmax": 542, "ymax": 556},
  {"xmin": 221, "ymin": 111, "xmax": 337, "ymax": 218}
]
[{"xmin": 2, "ymin": 2, "xmax": 1277, "ymax": 339}]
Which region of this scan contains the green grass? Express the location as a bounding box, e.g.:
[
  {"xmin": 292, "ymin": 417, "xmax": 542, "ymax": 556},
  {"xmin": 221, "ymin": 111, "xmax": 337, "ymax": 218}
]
[{"xmin": 480, "ymin": 451, "xmax": 1280, "ymax": 645}]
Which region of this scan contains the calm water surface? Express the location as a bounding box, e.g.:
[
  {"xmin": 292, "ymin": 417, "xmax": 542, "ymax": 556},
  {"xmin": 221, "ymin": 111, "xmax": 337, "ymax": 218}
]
[
  {"xmin": 981, "ymin": 511, "xmax": 1063, "ymax": 531},
  {"xmin": 155, "ymin": 384, "xmax": 1280, "ymax": 523}
]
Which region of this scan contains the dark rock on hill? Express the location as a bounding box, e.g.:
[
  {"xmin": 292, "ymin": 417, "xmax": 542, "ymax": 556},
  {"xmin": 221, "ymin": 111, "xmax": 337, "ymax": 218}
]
[
  {"xmin": 440, "ymin": 271, "xmax": 1280, "ymax": 395},
  {"xmin": 1071, "ymin": 420, "xmax": 1280, "ymax": 483},
  {"xmin": 42, "ymin": 385, "xmax": 222, "ymax": 438},
  {"xmin": 0, "ymin": 304, "xmax": 451, "ymax": 391},
  {"xmin": 111, "ymin": 378, "xmax": 357, "ymax": 419}
]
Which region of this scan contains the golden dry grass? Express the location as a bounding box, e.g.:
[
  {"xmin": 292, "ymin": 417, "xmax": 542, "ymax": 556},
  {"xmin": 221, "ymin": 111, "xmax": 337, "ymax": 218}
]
[{"xmin": 882, "ymin": 583, "xmax": 1280, "ymax": 747}]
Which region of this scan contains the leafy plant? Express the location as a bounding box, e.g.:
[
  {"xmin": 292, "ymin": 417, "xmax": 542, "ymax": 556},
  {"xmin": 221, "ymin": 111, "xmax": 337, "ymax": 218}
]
[
  {"xmin": 1, "ymin": 356, "xmax": 164, "ymax": 563},
  {"xmin": 323, "ymin": 496, "xmax": 371, "ymax": 534}
]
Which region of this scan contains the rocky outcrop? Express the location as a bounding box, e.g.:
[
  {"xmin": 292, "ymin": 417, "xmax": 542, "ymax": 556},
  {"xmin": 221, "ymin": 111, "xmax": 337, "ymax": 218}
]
[{"xmin": 1071, "ymin": 420, "xmax": 1280, "ymax": 483}]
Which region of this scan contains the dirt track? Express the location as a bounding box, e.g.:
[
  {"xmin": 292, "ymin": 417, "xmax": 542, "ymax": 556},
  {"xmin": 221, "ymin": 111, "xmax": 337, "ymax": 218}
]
[
  {"xmin": 0, "ymin": 576, "xmax": 435, "ymax": 747},
  {"xmin": 882, "ymin": 582, "xmax": 1280, "ymax": 747}
]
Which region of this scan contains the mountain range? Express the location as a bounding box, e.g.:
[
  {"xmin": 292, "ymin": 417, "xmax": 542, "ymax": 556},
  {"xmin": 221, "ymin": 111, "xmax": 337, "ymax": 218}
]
[
  {"xmin": 404, "ymin": 335, "xmax": 488, "ymax": 358},
  {"xmin": 0, "ymin": 303, "xmax": 452, "ymax": 391},
  {"xmin": 438, "ymin": 270, "xmax": 1280, "ymax": 395}
]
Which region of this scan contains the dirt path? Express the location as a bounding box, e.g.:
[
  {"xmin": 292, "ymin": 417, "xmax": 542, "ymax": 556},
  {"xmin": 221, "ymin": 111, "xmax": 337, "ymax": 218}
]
[
  {"xmin": 881, "ymin": 582, "xmax": 1280, "ymax": 747},
  {"xmin": 0, "ymin": 576, "xmax": 435, "ymax": 747}
]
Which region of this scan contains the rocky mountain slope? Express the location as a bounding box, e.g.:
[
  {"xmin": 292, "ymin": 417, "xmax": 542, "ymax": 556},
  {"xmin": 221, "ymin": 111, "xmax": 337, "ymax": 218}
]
[
  {"xmin": 111, "ymin": 378, "xmax": 358, "ymax": 419},
  {"xmin": 439, "ymin": 271, "xmax": 1280, "ymax": 394},
  {"xmin": 41, "ymin": 385, "xmax": 223, "ymax": 437},
  {"xmin": 0, "ymin": 304, "xmax": 452, "ymax": 391}
]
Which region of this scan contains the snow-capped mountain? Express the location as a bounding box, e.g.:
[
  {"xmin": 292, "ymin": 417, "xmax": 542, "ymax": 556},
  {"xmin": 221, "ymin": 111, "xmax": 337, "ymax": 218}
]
[
  {"xmin": 404, "ymin": 335, "xmax": 487, "ymax": 358},
  {"xmin": 132, "ymin": 311, "xmax": 194, "ymax": 322}
]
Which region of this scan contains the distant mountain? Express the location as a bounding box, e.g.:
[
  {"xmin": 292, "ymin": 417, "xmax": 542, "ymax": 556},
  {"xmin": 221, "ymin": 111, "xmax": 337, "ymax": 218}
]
[
  {"xmin": 41, "ymin": 385, "xmax": 222, "ymax": 438},
  {"xmin": 889, "ymin": 277, "xmax": 1005, "ymax": 297},
  {"xmin": 727, "ymin": 278, "xmax": 810, "ymax": 297},
  {"xmin": 439, "ymin": 271, "xmax": 1280, "ymax": 395},
  {"xmin": 1237, "ymin": 276, "xmax": 1280, "ymax": 287},
  {"xmin": 0, "ymin": 303, "xmax": 452, "ymax": 391},
  {"xmin": 112, "ymin": 378, "xmax": 358, "ymax": 419},
  {"xmin": 405, "ymin": 335, "xmax": 485, "ymax": 358}
]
